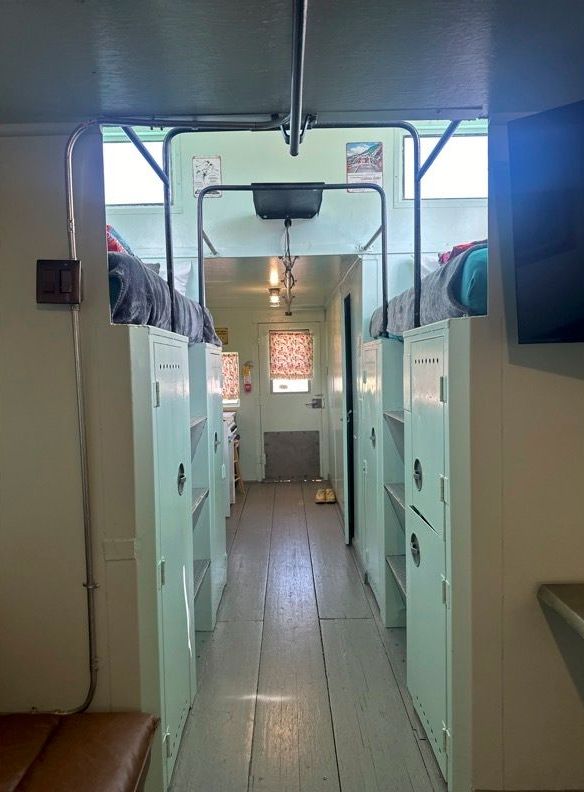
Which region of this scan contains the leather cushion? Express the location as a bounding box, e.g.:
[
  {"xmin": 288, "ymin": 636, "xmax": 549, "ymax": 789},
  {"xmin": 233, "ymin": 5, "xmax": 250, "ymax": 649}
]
[
  {"xmin": 0, "ymin": 715, "xmax": 61, "ymax": 792},
  {"xmin": 0, "ymin": 713, "xmax": 158, "ymax": 792}
]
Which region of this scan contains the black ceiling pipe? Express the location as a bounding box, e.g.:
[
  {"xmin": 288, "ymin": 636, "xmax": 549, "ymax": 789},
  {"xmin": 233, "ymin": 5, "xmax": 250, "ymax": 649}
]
[{"xmin": 289, "ymin": 0, "xmax": 308, "ymax": 156}]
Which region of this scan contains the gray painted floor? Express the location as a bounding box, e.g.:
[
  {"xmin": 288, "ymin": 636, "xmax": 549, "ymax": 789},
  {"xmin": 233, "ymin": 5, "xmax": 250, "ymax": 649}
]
[{"xmin": 171, "ymin": 482, "xmax": 445, "ymax": 792}]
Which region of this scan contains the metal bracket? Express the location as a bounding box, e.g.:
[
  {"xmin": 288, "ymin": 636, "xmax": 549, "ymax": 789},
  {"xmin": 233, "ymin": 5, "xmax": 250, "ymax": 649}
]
[
  {"xmin": 442, "ymin": 722, "xmax": 451, "ymax": 754},
  {"xmin": 163, "ymin": 730, "xmax": 172, "ymax": 758},
  {"xmin": 441, "ymin": 575, "xmax": 451, "ymax": 608},
  {"xmin": 280, "ymin": 113, "xmax": 317, "ymax": 146},
  {"xmin": 440, "ymin": 474, "xmax": 449, "ymax": 504},
  {"xmin": 439, "ymin": 376, "xmax": 448, "ymax": 403}
]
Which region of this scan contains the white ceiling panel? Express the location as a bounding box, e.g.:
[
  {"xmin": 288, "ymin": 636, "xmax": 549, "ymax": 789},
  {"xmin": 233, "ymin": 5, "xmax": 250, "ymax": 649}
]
[{"xmin": 205, "ymin": 254, "xmax": 356, "ymax": 309}]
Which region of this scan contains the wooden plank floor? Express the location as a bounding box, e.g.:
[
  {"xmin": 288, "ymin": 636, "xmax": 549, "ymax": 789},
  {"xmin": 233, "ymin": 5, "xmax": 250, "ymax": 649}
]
[{"xmin": 171, "ymin": 482, "xmax": 445, "ymax": 792}]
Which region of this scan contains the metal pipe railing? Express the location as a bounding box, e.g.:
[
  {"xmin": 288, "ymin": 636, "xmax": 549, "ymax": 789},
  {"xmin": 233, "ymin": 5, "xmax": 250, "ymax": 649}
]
[
  {"xmin": 162, "ymin": 114, "xmax": 289, "ymax": 331},
  {"xmin": 195, "ymin": 181, "xmax": 389, "ymax": 334}
]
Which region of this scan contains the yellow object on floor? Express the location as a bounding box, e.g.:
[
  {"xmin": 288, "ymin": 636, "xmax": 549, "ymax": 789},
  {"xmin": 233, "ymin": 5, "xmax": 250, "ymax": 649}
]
[
  {"xmin": 315, "ymin": 488, "xmax": 327, "ymax": 503},
  {"xmin": 325, "ymin": 488, "xmax": 337, "ymax": 503}
]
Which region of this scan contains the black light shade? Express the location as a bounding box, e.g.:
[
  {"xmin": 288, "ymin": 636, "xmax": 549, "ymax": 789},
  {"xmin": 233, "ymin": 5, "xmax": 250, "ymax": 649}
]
[{"xmin": 252, "ymin": 182, "xmax": 324, "ymax": 220}]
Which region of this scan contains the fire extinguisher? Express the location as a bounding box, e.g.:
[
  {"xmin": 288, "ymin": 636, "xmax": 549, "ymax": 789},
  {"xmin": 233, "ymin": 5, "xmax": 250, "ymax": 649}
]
[{"xmin": 242, "ymin": 361, "xmax": 254, "ymax": 393}]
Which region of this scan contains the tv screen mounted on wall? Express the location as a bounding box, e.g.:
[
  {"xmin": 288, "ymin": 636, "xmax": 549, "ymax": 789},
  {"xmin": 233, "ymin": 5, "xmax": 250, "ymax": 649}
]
[{"xmin": 508, "ymin": 99, "xmax": 584, "ymax": 343}]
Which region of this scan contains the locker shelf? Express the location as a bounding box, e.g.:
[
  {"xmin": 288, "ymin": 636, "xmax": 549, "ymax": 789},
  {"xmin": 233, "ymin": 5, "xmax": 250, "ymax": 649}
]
[
  {"xmin": 386, "ymin": 554, "xmax": 407, "ymax": 599},
  {"xmin": 384, "ymin": 482, "xmax": 405, "ymax": 514},
  {"xmin": 383, "ymin": 410, "xmax": 405, "ymax": 426},
  {"xmin": 193, "ymin": 558, "xmax": 211, "ymax": 601},
  {"xmin": 190, "ymin": 416, "xmax": 207, "ymax": 457},
  {"xmin": 192, "ymin": 487, "xmax": 209, "ymax": 529}
]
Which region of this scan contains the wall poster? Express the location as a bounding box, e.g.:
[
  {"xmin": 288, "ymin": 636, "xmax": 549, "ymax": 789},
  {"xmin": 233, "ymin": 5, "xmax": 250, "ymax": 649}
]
[
  {"xmin": 346, "ymin": 142, "xmax": 383, "ymax": 192},
  {"xmin": 193, "ymin": 155, "xmax": 222, "ymax": 197}
]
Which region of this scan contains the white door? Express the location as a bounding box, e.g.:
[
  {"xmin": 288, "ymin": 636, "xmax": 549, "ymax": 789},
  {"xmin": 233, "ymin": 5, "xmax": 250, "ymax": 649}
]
[{"xmin": 258, "ymin": 322, "xmax": 324, "ymax": 480}]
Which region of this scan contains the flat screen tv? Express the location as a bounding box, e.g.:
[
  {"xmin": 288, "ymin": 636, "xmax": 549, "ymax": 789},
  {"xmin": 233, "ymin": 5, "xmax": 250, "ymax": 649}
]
[{"xmin": 508, "ymin": 100, "xmax": 584, "ymax": 343}]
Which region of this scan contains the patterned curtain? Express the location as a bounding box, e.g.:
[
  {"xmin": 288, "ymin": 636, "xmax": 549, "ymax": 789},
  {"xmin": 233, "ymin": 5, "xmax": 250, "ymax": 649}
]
[
  {"xmin": 221, "ymin": 352, "xmax": 240, "ymax": 401},
  {"xmin": 269, "ymin": 330, "xmax": 313, "ymax": 380}
]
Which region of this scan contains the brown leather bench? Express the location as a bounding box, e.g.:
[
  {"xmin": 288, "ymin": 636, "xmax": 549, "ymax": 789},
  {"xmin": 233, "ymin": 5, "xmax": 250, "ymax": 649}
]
[{"xmin": 0, "ymin": 712, "xmax": 159, "ymax": 792}]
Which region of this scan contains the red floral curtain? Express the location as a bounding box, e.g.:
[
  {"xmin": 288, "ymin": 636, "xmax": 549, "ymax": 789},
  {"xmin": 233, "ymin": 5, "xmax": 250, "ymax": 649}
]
[
  {"xmin": 269, "ymin": 330, "xmax": 313, "ymax": 380},
  {"xmin": 221, "ymin": 352, "xmax": 240, "ymax": 401}
]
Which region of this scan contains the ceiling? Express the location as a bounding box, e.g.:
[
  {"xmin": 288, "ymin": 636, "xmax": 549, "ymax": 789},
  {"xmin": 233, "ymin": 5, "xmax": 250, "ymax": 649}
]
[
  {"xmin": 205, "ymin": 255, "xmax": 356, "ymax": 310},
  {"xmin": 2, "ymin": 1, "xmax": 584, "ymax": 125}
]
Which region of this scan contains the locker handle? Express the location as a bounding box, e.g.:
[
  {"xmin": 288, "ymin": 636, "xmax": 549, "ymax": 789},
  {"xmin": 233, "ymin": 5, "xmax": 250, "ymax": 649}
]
[
  {"xmin": 410, "ymin": 533, "xmax": 421, "ymax": 567},
  {"xmin": 413, "ymin": 458, "xmax": 423, "ymax": 491},
  {"xmin": 369, "ymin": 427, "xmax": 376, "ymax": 447},
  {"xmin": 177, "ymin": 463, "xmax": 186, "ymax": 495}
]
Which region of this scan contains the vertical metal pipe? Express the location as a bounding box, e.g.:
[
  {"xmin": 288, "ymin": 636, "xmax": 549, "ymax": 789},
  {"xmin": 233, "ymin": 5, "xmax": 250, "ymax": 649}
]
[
  {"xmin": 379, "ymin": 186, "xmax": 389, "ymax": 338},
  {"xmin": 163, "ymin": 129, "xmax": 187, "ymax": 332},
  {"xmin": 413, "ymin": 144, "xmax": 421, "ymax": 328},
  {"xmin": 289, "ymin": 0, "xmax": 308, "ymax": 156},
  {"xmin": 196, "ymin": 184, "xmax": 206, "ymax": 306},
  {"xmin": 63, "ymin": 120, "xmax": 100, "ymax": 714}
]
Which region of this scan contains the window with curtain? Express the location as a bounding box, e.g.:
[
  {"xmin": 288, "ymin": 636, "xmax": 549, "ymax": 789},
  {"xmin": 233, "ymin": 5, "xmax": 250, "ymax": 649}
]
[
  {"xmin": 269, "ymin": 330, "xmax": 313, "ymax": 394},
  {"xmin": 221, "ymin": 352, "xmax": 240, "ymax": 404}
]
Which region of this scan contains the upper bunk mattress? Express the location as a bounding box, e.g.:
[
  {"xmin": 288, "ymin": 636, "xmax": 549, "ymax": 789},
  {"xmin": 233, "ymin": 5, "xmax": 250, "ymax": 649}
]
[
  {"xmin": 108, "ymin": 252, "xmax": 221, "ymax": 345},
  {"xmin": 370, "ymin": 243, "xmax": 488, "ymax": 338}
]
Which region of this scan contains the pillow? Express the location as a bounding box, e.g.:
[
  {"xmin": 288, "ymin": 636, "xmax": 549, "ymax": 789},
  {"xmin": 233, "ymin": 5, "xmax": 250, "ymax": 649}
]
[
  {"xmin": 106, "ymin": 224, "xmax": 134, "ymax": 255},
  {"xmin": 457, "ymin": 246, "xmax": 488, "ymax": 315}
]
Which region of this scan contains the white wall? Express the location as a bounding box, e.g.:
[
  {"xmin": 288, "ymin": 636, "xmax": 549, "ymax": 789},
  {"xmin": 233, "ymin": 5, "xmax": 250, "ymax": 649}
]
[
  {"xmin": 479, "ymin": 119, "xmax": 584, "ymax": 790},
  {"xmin": 209, "ymin": 306, "xmax": 326, "ymax": 481},
  {"xmin": 0, "ymin": 127, "xmax": 163, "ymax": 726}
]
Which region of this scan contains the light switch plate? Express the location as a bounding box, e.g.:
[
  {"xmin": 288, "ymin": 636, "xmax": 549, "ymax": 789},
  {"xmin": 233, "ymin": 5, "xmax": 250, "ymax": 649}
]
[{"xmin": 37, "ymin": 259, "xmax": 81, "ymax": 304}]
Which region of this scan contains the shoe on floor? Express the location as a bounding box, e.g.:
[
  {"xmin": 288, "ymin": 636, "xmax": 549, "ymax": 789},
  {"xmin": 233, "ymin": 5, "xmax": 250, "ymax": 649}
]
[
  {"xmin": 325, "ymin": 488, "xmax": 336, "ymax": 503},
  {"xmin": 315, "ymin": 488, "xmax": 326, "ymax": 503}
]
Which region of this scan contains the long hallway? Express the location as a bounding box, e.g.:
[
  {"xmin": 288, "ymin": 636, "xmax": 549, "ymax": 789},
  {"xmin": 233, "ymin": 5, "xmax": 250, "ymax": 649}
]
[{"xmin": 171, "ymin": 482, "xmax": 445, "ymax": 792}]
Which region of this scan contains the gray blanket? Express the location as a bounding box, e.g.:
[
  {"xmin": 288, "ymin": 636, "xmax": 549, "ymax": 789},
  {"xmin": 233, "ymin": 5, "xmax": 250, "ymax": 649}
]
[
  {"xmin": 370, "ymin": 246, "xmax": 480, "ymax": 338},
  {"xmin": 108, "ymin": 252, "xmax": 221, "ymax": 346}
]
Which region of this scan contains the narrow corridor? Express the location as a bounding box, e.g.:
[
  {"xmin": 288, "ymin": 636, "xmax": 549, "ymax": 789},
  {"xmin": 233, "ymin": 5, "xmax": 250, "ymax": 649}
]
[{"xmin": 172, "ymin": 483, "xmax": 445, "ymax": 792}]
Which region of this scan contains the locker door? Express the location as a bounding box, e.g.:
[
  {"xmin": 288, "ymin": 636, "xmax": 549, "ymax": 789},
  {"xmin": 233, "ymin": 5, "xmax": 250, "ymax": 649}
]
[
  {"xmin": 153, "ymin": 340, "xmax": 192, "ymax": 780},
  {"xmin": 362, "ymin": 346, "xmax": 381, "ymax": 601},
  {"xmin": 409, "ymin": 337, "xmax": 445, "ymax": 535},
  {"xmin": 406, "ymin": 507, "xmax": 448, "ymax": 779}
]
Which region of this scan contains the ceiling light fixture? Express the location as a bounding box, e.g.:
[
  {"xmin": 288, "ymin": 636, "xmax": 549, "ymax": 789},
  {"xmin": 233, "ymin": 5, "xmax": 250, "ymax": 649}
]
[{"xmin": 268, "ymin": 287, "xmax": 281, "ymax": 307}]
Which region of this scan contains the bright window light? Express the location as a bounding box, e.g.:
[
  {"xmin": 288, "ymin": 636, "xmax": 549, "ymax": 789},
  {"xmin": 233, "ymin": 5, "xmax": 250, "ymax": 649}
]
[
  {"xmin": 103, "ymin": 141, "xmax": 164, "ymax": 205},
  {"xmin": 403, "ymin": 135, "xmax": 488, "ymax": 200},
  {"xmin": 271, "ymin": 378, "xmax": 310, "ymax": 394}
]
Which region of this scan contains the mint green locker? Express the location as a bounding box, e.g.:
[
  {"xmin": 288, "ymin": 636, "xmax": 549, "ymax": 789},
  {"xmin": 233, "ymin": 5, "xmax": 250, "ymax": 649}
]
[
  {"xmin": 151, "ymin": 337, "xmax": 193, "ymax": 781},
  {"xmin": 406, "ymin": 506, "xmax": 448, "ymax": 777},
  {"xmin": 361, "ymin": 344, "xmax": 382, "ymax": 603},
  {"xmin": 207, "ymin": 346, "xmax": 227, "ymax": 624},
  {"xmin": 408, "ymin": 337, "xmax": 446, "ymax": 536}
]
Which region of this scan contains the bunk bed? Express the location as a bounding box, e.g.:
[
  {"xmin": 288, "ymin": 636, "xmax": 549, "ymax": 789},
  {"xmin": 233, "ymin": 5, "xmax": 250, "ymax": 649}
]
[
  {"xmin": 106, "ymin": 227, "xmax": 221, "ymax": 345},
  {"xmin": 370, "ymin": 241, "xmax": 488, "ymax": 338}
]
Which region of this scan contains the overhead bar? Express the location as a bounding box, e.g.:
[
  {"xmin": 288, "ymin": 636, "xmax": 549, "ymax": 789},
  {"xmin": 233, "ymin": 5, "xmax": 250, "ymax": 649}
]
[
  {"xmin": 289, "ymin": 0, "xmax": 309, "ymax": 156},
  {"xmin": 196, "ymin": 181, "xmax": 389, "ymax": 335}
]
